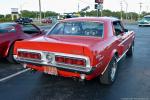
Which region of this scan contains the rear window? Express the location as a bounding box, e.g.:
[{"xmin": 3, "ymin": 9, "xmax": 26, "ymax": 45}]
[{"xmin": 48, "ymin": 21, "xmax": 104, "ymax": 37}]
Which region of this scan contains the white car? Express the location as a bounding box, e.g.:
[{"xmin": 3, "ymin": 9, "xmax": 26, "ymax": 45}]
[{"xmin": 138, "ymin": 15, "xmax": 150, "ymax": 27}]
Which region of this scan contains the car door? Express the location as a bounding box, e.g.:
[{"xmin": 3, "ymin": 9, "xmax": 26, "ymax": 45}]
[
  {"xmin": 0, "ymin": 25, "xmax": 17, "ymax": 57},
  {"xmin": 113, "ymin": 21, "xmax": 129, "ymax": 55}
]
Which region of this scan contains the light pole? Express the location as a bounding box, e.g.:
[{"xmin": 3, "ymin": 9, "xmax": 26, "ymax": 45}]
[{"xmin": 39, "ymin": 0, "xmax": 42, "ymax": 23}]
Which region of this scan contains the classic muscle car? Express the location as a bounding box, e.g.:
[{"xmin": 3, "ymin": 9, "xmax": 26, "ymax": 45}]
[
  {"xmin": 14, "ymin": 17, "xmax": 135, "ymax": 85},
  {"xmin": 0, "ymin": 22, "xmax": 45, "ymax": 63}
]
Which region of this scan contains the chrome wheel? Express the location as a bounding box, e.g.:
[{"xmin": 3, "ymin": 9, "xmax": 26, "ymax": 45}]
[
  {"xmin": 131, "ymin": 44, "xmax": 134, "ymax": 53},
  {"xmin": 100, "ymin": 56, "xmax": 118, "ymax": 85},
  {"xmin": 110, "ymin": 60, "xmax": 117, "ymax": 81},
  {"xmin": 126, "ymin": 42, "xmax": 134, "ymax": 57}
]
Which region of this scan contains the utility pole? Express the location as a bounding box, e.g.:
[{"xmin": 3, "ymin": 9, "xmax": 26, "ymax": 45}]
[
  {"xmin": 139, "ymin": 2, "xmax": 142, "ymax": 19},
  {"xmin": 39, "ymin": 0, "xmax": 42, "ymax": 23},
  {"xmin": 120, "ymin": 1, "xmax": 123, "ymax": 20},
  {"xmin": 123, "ymin": 0, "xmax": 128, "ymax": 20},
  {"xmin": 78, "ymin": 2, "xmax": 80, "ymax": 12}
]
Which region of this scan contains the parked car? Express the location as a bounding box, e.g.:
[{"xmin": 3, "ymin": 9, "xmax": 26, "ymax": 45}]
[
  {"xmin": 0, "ymin": 22, "xmax": 45, "ymax": 63},
  {"xmin": 15, "ymin": 18, "xmax": 33, "ymax": 24},
  {"xmin": 138, "ymin": 15, "xmax": 150, "ymax": 27},
  {"xmin": 14, "ymin": 17, "xmax": 135, "ymax": 85},
  {"xmin": 41, "ymin": 18, "xmax": 52, "ymax": 24}
]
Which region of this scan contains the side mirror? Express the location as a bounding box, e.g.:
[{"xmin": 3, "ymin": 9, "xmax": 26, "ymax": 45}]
[
  {"xmin": 120, "ymin": 31, "xmax": 124, "ymax": 36},
  {"xmin": 40, "ymin": 30, "xmax": 46, "ymax": 34},
  {"xmin": 124, "ymin": 29, "xmax": 128, "ymax": 32}
]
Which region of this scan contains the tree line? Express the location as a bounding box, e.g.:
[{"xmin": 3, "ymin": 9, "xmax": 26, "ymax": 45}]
[{"xmin": 0, "ymin": 9, "xmax": 150, "ymax": 22}]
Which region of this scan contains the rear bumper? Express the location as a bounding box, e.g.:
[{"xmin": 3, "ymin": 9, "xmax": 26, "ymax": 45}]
[
  {"xmin": 14, "ymin": 55, "xmax": 94, "ymax": 75},
  {"xmin": 26, "ymin": 63, "xmax": 96, "ymax": 75}
]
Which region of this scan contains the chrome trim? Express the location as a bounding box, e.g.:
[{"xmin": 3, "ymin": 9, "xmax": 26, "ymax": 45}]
[
  {"xmin": 95, "ymin": 62, "xmax": 103, "ymax": 68},
  {"xmin": 14, "ymin": 49, "xmax": 92, "ymax": 73},
  {"xmin": 119, "ymin": 35, "xmax": 131, "ymax": 45},
  {"xmin": 117, "ymin": 49, "xmax": 129, "ymax": 62}
]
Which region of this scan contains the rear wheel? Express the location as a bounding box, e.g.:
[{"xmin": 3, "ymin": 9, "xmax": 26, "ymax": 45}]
[
  {"xmin": 126, "ymin": 42, "xmax": 134, "ymax": 57},
  {"xmin": 138, "ymin": 25, "xmax": 142, "ymax": 27},
  {"xmin": 7, "ymin": 44, "xmax": 16, "ymax": 63},
  {"xmin": 99, "ymin": 56, "xmax": 118, "ymax": 85}
]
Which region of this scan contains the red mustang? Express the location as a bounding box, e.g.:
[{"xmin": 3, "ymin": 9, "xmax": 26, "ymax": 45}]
[
  {"xmin": 14, "ymin": 17, "xmax": 135, "ymax": 85},
  {"xmin": 0, "ymin": 22, "xmax": 45, "ymax": 63}
]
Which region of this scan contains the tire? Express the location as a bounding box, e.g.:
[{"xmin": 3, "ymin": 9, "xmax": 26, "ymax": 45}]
[
  {"xmin": 138, "ymin": 25, "xmax": 142, "ymax": 27},
  {"xmin": 6, "ymin": 44, "xmax": 16, "ymax": 63},
  {"xmin": 99, "ymin": 56, "xmax": 118, "ymax": 85},
  {"xmin": 126, "ymin": 42, "xmax": 134, "ymax": 57}
]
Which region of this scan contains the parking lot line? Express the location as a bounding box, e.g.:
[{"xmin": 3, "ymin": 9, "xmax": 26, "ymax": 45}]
[{"xmin": 0, "ymin": 68, "xmax": 30, "ymax": 82}]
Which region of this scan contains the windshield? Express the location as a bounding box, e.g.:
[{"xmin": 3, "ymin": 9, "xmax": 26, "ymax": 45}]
[
  {"xmin": 0, "ymin": 23, "xmax": 15, "ymax": 34},
  {"xmin": 0, "ymin": 23, "xmax": 14, "ymax": 28},
  {"xmin": 142, "ymin": 17, "xmax": 150, "ymax": 21},
  {"xmin": 48, "ymin": 21, "xmax": 104, "ymax": 37}
]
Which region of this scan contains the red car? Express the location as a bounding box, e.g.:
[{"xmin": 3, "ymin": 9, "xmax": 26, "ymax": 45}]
[
  {"xmin": 14, "ymin": 17, "xmax": 135, "ymax": 85},
  {"xmin": 0, "ymin": 22, "xmax": 45, "ymax": 63},
  {"xmin": 41, "ymin": 18, "xmax": 52, "ymax": 24}
]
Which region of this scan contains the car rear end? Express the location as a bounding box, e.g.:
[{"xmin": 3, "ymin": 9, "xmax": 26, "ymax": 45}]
[
  {"xmin": 13, "ymin": 40, "xmax": 96, "ymax": 80},
  {"xmin": 13, "ymin": 18, "xmax": 105, "ymax": 80}
]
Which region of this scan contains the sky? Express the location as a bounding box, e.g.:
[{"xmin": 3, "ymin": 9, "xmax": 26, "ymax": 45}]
[{"xmin": 0, "ymin": 0, "xmax": 150, "ymax": 15}]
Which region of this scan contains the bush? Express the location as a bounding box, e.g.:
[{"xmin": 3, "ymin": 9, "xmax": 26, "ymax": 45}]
[{"xmin": 0, "ymin": 18, "xmax": 12, "ymax": 22}]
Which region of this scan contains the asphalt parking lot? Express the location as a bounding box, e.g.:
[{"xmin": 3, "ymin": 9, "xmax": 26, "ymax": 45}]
[{"xmin": 0, "ymin": 24, "xmax": 150, "ymax": 100}]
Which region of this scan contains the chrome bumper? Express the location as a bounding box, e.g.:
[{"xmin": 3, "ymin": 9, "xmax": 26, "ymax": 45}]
[{"xmin": 14, "ymin": 49, "xmax": 93, "ymax": 74}]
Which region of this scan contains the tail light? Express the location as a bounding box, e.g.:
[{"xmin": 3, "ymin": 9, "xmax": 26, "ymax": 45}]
[
  {"xmin": 18, "ymin": 51, "xmax": 41, "ymax": 60},
  {"xmin": 55, "ymin": 56, "xmax": 86, "ymax": 67}
]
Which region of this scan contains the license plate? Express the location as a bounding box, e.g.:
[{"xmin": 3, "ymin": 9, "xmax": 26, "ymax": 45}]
[{"xmin": 44, "ymin": 66, "xmax": 58, "ymax": 75}]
